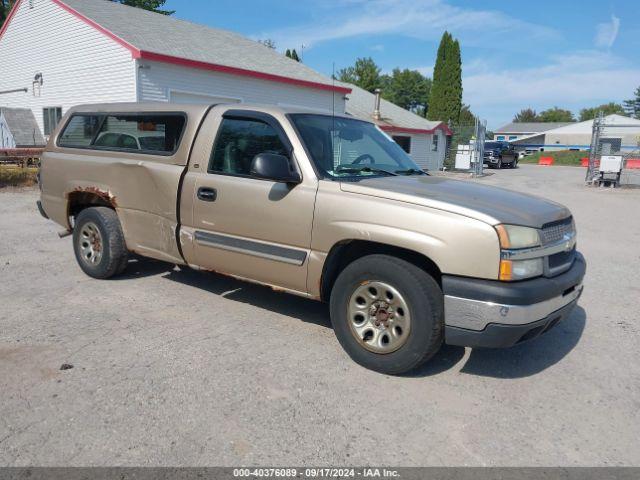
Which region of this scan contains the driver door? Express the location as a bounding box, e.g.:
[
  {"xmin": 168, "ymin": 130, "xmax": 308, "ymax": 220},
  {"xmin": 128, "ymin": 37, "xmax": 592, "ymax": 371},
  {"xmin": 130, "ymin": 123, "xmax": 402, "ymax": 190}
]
[{"xmin": 180, "ymin": 110, "xmax": 317, "ymax": 295}]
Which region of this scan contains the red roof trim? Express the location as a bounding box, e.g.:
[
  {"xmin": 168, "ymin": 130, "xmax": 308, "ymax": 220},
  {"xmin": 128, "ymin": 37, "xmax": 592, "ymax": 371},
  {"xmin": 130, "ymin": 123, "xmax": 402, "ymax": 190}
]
[
  {"xmin": 49, "ymin": 0, "xmax": 351, "ymax": 94},
  {"xmin": 381, "ymin": 124, "xmax": 452, "ymax": 136},
  {"xmin": 52, "ymin": 0, "xmax": 141, "ymax": 57},
  {"xmin": 138, "ymin": 51, "xmax": 352, "ymax": 94},
  {"xmin": 0, "ymin": 0, "xmax": 23, "ymax": 42}
]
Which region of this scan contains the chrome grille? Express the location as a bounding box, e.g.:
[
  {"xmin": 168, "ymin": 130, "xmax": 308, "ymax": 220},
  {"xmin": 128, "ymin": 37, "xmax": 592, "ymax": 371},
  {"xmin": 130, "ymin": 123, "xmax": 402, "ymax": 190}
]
[{"xmin": 541, "ymin": 217, "xmax": 574, "ymax": 245}]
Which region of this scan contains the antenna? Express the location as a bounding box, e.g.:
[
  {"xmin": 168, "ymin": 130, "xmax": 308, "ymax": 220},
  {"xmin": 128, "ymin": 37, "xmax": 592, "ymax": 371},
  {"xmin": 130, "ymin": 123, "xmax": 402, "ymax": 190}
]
[
  {"xmin": 332, "ymin": 62, "xmax": 336, "ymax": 170},
  {"xmin": 332, "ymin": 62, "xmax": 336, "ymax": 120}
]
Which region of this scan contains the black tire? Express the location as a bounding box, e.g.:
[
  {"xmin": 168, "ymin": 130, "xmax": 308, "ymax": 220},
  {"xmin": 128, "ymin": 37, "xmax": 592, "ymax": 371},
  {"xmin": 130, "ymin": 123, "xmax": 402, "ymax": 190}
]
[
  {"xmin": 73, "ymin": 207, "xmax": 128, "ymax": 279},
  {"xmin": 329, "ymin": 254, "xmax": 444, "ymax": 374}
]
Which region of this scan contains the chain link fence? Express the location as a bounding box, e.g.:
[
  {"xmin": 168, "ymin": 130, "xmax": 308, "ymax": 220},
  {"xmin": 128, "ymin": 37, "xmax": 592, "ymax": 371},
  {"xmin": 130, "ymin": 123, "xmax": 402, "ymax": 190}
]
[
  {"xmin": 442, "ymin": 118, "xmax": 486, "ymax": 176},
  {"xmin": 586, "ymin": 113, "xmax": 640, "ymax": 187}
]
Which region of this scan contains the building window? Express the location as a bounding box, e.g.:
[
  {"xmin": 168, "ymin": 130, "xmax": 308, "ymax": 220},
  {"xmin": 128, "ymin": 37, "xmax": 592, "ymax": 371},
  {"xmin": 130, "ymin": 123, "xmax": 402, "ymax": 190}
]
[
  {"xmin": 392, "ymin": 136, "xmax": 411, "ymax": 153},
  {"xmin": 431, "ymin": 135, "xmax": 439, "ymax": 151},
  {"xmin": 508, "ymin": 135, "xmax": 517, "ymax": 140},
  {"xmin": 43, "ymin": 107, "xmax": 62, "ymax": 136},
  {"xmin": 496, "ymin": 135, "xmax": 505, "ymax": 141}
]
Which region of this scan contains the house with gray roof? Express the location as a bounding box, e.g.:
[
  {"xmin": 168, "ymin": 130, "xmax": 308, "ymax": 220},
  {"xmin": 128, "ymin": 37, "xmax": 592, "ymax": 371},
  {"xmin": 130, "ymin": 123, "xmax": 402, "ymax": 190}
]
[
  {"xmin": 341, "ymin": 83, "xmax": 451, "ymax": 170},
  {"xmin": 493, "ymin": 122, "xmax": 572, "ymax": 142},
  {"xmin": 0, "ymin": 0, "xmax": 350, "ymax": 137},
  {"xmin": 0, "ymin": 107, "xmax": 46, "ymax": 148}
]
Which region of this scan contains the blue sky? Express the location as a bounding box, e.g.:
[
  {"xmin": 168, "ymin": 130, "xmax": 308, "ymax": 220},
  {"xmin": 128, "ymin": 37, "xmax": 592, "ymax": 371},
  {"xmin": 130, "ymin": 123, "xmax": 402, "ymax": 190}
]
[{"xmin": 164, "ymin": 0, "xmax": 640, "ymax": 128}]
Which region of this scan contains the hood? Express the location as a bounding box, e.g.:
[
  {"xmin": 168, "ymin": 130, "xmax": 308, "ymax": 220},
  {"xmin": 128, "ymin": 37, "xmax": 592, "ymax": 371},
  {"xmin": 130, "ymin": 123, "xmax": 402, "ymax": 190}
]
[{"xmin": 339, "ymin": 175, "xmax": 571, "ymax": 228}]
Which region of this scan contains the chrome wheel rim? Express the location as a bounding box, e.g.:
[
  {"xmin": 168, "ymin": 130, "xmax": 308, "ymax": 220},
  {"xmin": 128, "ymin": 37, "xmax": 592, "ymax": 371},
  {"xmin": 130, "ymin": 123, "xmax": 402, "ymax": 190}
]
[
  {"xmin": 78, "ymin": 222, "xmax": 103, "ymax": 266},
  {"xmin": 347, "ymin": 281, "xmax": 411, "ymax": 354}
]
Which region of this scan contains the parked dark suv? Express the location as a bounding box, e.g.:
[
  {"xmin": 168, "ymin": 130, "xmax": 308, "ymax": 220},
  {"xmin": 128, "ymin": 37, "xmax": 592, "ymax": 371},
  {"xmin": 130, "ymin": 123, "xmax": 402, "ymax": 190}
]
[{"xmin": 484, "ymin": 141, "xmax": 517, "ymax": 169}]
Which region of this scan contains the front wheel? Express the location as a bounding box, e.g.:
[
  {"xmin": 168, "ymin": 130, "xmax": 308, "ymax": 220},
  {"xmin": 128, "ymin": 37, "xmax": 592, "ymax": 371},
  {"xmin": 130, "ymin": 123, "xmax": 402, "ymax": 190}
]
[
  {"xmin": 330, "ymin": 255, "xmax": 444, "ymax": 374},
  {"xmin": 73, "ymin": 207, "xmax": 128, "ymax": 279}
]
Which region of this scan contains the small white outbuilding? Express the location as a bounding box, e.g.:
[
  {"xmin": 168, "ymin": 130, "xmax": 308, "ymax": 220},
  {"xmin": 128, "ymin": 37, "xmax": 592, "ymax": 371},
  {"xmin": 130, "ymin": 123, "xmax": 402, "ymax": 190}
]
[
  {"xmin": 0, "ymin": 0, "xmax": 351, "ymax": 137},
  {"xmin": 340, "ymin": 83, "xmax": 452, "ymax": 171}
]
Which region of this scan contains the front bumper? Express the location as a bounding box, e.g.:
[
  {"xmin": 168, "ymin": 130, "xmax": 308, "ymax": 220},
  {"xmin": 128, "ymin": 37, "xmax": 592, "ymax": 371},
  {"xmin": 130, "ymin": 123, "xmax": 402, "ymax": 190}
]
[{"xmin": 443, "ymin": 252, "xmax": 586, "ymax": 348}]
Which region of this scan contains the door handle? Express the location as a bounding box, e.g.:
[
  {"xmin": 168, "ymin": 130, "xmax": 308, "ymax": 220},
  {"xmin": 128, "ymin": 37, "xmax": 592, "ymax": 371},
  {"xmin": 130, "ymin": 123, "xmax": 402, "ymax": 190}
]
[{"xmin": 197, "ymin": 187, "xmax": 217, "ymax": 202}]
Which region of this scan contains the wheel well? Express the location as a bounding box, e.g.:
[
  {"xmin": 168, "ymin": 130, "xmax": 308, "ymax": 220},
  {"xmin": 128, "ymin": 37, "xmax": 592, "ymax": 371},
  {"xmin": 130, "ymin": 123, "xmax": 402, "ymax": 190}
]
[
  {"xmin": 320, "ymin": 240, "xmax": 442, "ymax": 302},
  {"xmin": 67, "ymin": 189, "xmax": 117, "ymax": 220}
]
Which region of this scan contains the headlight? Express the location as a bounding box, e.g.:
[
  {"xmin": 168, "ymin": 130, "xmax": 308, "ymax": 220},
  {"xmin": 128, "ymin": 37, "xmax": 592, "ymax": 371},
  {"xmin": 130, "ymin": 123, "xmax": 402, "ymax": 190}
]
[
  {"xmin": 495, "ymin": 224, "xmax": 543, "ymax": 280},
  {"xmin": 499, "ymin": 258, "xmax": 544, "ymax": 281},
  {"xmin": 495, "ymin": 224, "xmax": 540, "ymax": 249}
]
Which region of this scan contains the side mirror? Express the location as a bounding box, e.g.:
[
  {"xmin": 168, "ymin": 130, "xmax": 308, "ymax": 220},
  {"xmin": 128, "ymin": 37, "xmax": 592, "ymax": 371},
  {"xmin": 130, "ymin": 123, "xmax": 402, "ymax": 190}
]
[{"xmin": 250, "ymin": 153, "xmax": 301, "ymax": 184}]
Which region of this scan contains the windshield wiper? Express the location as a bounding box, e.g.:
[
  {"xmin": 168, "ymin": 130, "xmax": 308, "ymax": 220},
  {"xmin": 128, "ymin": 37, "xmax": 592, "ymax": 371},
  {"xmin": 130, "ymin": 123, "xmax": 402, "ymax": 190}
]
[
  {"xmin": 395, "ymin": 168, "xmax": 426, "ymax": 175},
  {"xmin": 335, "ymin": 165, "xmax": 398, "ymax": 176}
]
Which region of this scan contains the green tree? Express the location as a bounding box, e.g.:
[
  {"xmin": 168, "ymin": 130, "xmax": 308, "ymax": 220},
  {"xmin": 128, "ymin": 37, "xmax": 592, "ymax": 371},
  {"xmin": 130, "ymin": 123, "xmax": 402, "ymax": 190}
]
[
  {"xmin": 538, "ymin": 106, "xmax": 575, "ymax": 122},
  {"xmin": 579, "ymin": 102, "xmax": 625, "ymax": 121},
  {"xmin": 623, "ymin": 86, "xmax": 640, "ymax": 119},
  {"xmin": 109, "ymin": 0, "xmax": 174, "ymax": 14},
  {"xmin": 1, "ymin": 0, "xmax": 16, "ymax": 30},
  {"xmin": 427, "ymin": 31, "xmax": 462, "ymax": 123},
  {"xmin": 380, "ymin": 68, "xmax": 431, "ymax": 116},
  {"xmin": 513, "ymin": 108, "xmax": 539, "ymax": 122},
  {"xmin": 286, "ymin": 48, "xmax": 300, "ymax": 62},
  {"xmin": 458, "ymin": 104, "xmax": 475, "ymax": 125},
  {"xmin": 337, "ymin": 57, "xmax": 381, "ymax": 93}
]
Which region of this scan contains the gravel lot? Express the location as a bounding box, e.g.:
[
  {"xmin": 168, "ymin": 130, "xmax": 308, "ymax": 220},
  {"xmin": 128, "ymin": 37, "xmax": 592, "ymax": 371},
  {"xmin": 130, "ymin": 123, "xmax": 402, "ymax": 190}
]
[{"xmin": 1, "ymin": 165, "xmax": 639, "ymax": 467}]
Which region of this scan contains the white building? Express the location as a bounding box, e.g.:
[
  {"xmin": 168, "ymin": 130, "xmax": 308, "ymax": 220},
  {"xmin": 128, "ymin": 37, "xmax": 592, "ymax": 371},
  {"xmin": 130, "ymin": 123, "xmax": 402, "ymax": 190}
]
[
  {"xmin": 493, "ymin": 122, "xmax": 571, "ymax": 142},
  {"xmin": 341, "ymin": 83, "xmax": 451, "ymax": 170},
  {"xmin": 510, "ymin": 115, "xmax": 640, "ymax": 152},
  {"xmin": 0, "ymin": 0, "xmax": 350, "ymax": 137}
]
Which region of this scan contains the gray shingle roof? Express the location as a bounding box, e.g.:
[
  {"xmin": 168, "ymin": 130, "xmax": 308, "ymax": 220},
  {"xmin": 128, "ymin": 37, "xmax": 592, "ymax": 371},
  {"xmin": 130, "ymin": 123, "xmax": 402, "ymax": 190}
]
[
  {"xmin": 495, "ymin": 122, "xmax": 572, "ymax": 134},
  {"xmin": 60, "ymin": 0, "xmax": 345, "ymax": 91},
  {"xmin": 341, "ymin": 82, "xmax": 447, "ymax": 133},
  {"xmin": 0, "ymin": 107, "xmax": 45, "ymax": 146}
]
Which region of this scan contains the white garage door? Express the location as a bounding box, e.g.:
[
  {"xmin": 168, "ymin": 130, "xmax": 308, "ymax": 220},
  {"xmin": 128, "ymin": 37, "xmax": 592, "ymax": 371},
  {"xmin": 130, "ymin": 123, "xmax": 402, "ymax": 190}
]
[{"xmin": 169, "ymin": 91, "xmax": 241, "ymax": 105}]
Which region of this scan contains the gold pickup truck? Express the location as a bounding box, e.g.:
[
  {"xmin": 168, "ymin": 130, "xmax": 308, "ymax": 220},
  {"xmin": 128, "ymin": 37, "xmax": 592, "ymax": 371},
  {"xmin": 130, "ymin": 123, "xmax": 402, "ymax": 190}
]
[{"xmin": 38, "ymin": 103, "xmax": 585, "ymax": 374}]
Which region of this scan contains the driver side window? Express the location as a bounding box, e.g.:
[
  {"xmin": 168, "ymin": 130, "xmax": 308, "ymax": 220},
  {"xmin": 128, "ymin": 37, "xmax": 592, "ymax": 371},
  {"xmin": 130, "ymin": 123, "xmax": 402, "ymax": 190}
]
[{"xmin": 209, "ymin": 118, "xmax": 289, "ymax": 176}]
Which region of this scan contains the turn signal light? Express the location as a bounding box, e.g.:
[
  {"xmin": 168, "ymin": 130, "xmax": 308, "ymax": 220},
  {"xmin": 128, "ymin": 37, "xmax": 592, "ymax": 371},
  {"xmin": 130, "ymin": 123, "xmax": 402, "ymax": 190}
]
[{"xmin": 499, "ymin": 260, "xmax": 513, "ymax": 281}]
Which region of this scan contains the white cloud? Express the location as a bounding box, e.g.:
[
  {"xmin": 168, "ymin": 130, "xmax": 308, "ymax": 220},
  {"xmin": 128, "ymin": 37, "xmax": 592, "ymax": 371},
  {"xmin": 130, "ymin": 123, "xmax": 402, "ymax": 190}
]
[
  {"xmin": 370, "ymin": 44, "xmax": 385, "ymax": 52},
  {"xmin": 594, "ymin": 14, "xmax": 620, "ymax": 49},
  {"xmin": 256, "ymin": 0, "xmax": 557, "ymax": 50},
  {"xmin": 463, "ymin": 51, "xmax": 640, "ymax": 127}
]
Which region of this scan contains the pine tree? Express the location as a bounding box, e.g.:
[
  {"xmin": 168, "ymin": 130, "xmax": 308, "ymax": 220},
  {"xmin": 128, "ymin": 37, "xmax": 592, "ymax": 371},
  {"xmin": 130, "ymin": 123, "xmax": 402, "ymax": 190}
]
[
  {"xmin": 290, "ymin": 49, "xmax": 300, "ymax": 62},
  {"xmin": 1, "ymin": 0, "xmax": 16, "ymax": 29},
  {"xmin": 109, "ymin": 0, "xmax": 174, "ymax": 15},
  {"xmin": 427, "ymin": 32, "xmax": 462, "ymax": 123},
  {"xmin": 285, "ymin": 49, "xmax": 292, "ymax": 59},
  {"xmin": 623, "ymin": 86, "xmax": 640, "ymax": 119}
]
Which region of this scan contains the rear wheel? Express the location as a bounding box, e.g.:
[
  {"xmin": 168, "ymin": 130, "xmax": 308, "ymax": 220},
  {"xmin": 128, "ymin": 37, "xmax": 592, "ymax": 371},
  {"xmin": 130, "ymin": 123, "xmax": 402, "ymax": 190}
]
[
  {"xmin": 73, "ymin": 207, "xmax": 128, "ymax": 279},
  {"xmin": 330, "ymin": 254, "xmax": 444, "ymax": 374}
]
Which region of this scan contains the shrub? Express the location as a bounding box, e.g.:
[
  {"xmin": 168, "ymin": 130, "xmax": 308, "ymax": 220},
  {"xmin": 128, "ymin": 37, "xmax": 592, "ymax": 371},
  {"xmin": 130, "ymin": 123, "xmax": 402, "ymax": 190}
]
[
  {"xmin": 519, "ymin": 150, "xmax": 586, "ymax": 166},
  {"xmin": 0, "ymin": 166, "xmax": 38, "ymax": 187}
]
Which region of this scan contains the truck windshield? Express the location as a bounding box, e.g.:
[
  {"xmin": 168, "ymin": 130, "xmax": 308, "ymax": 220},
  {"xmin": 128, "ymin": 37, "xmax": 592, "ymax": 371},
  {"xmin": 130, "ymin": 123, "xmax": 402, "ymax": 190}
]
[{"xmin": 290, "ymin": 114, "xmax": 424, "ymax": 179}]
